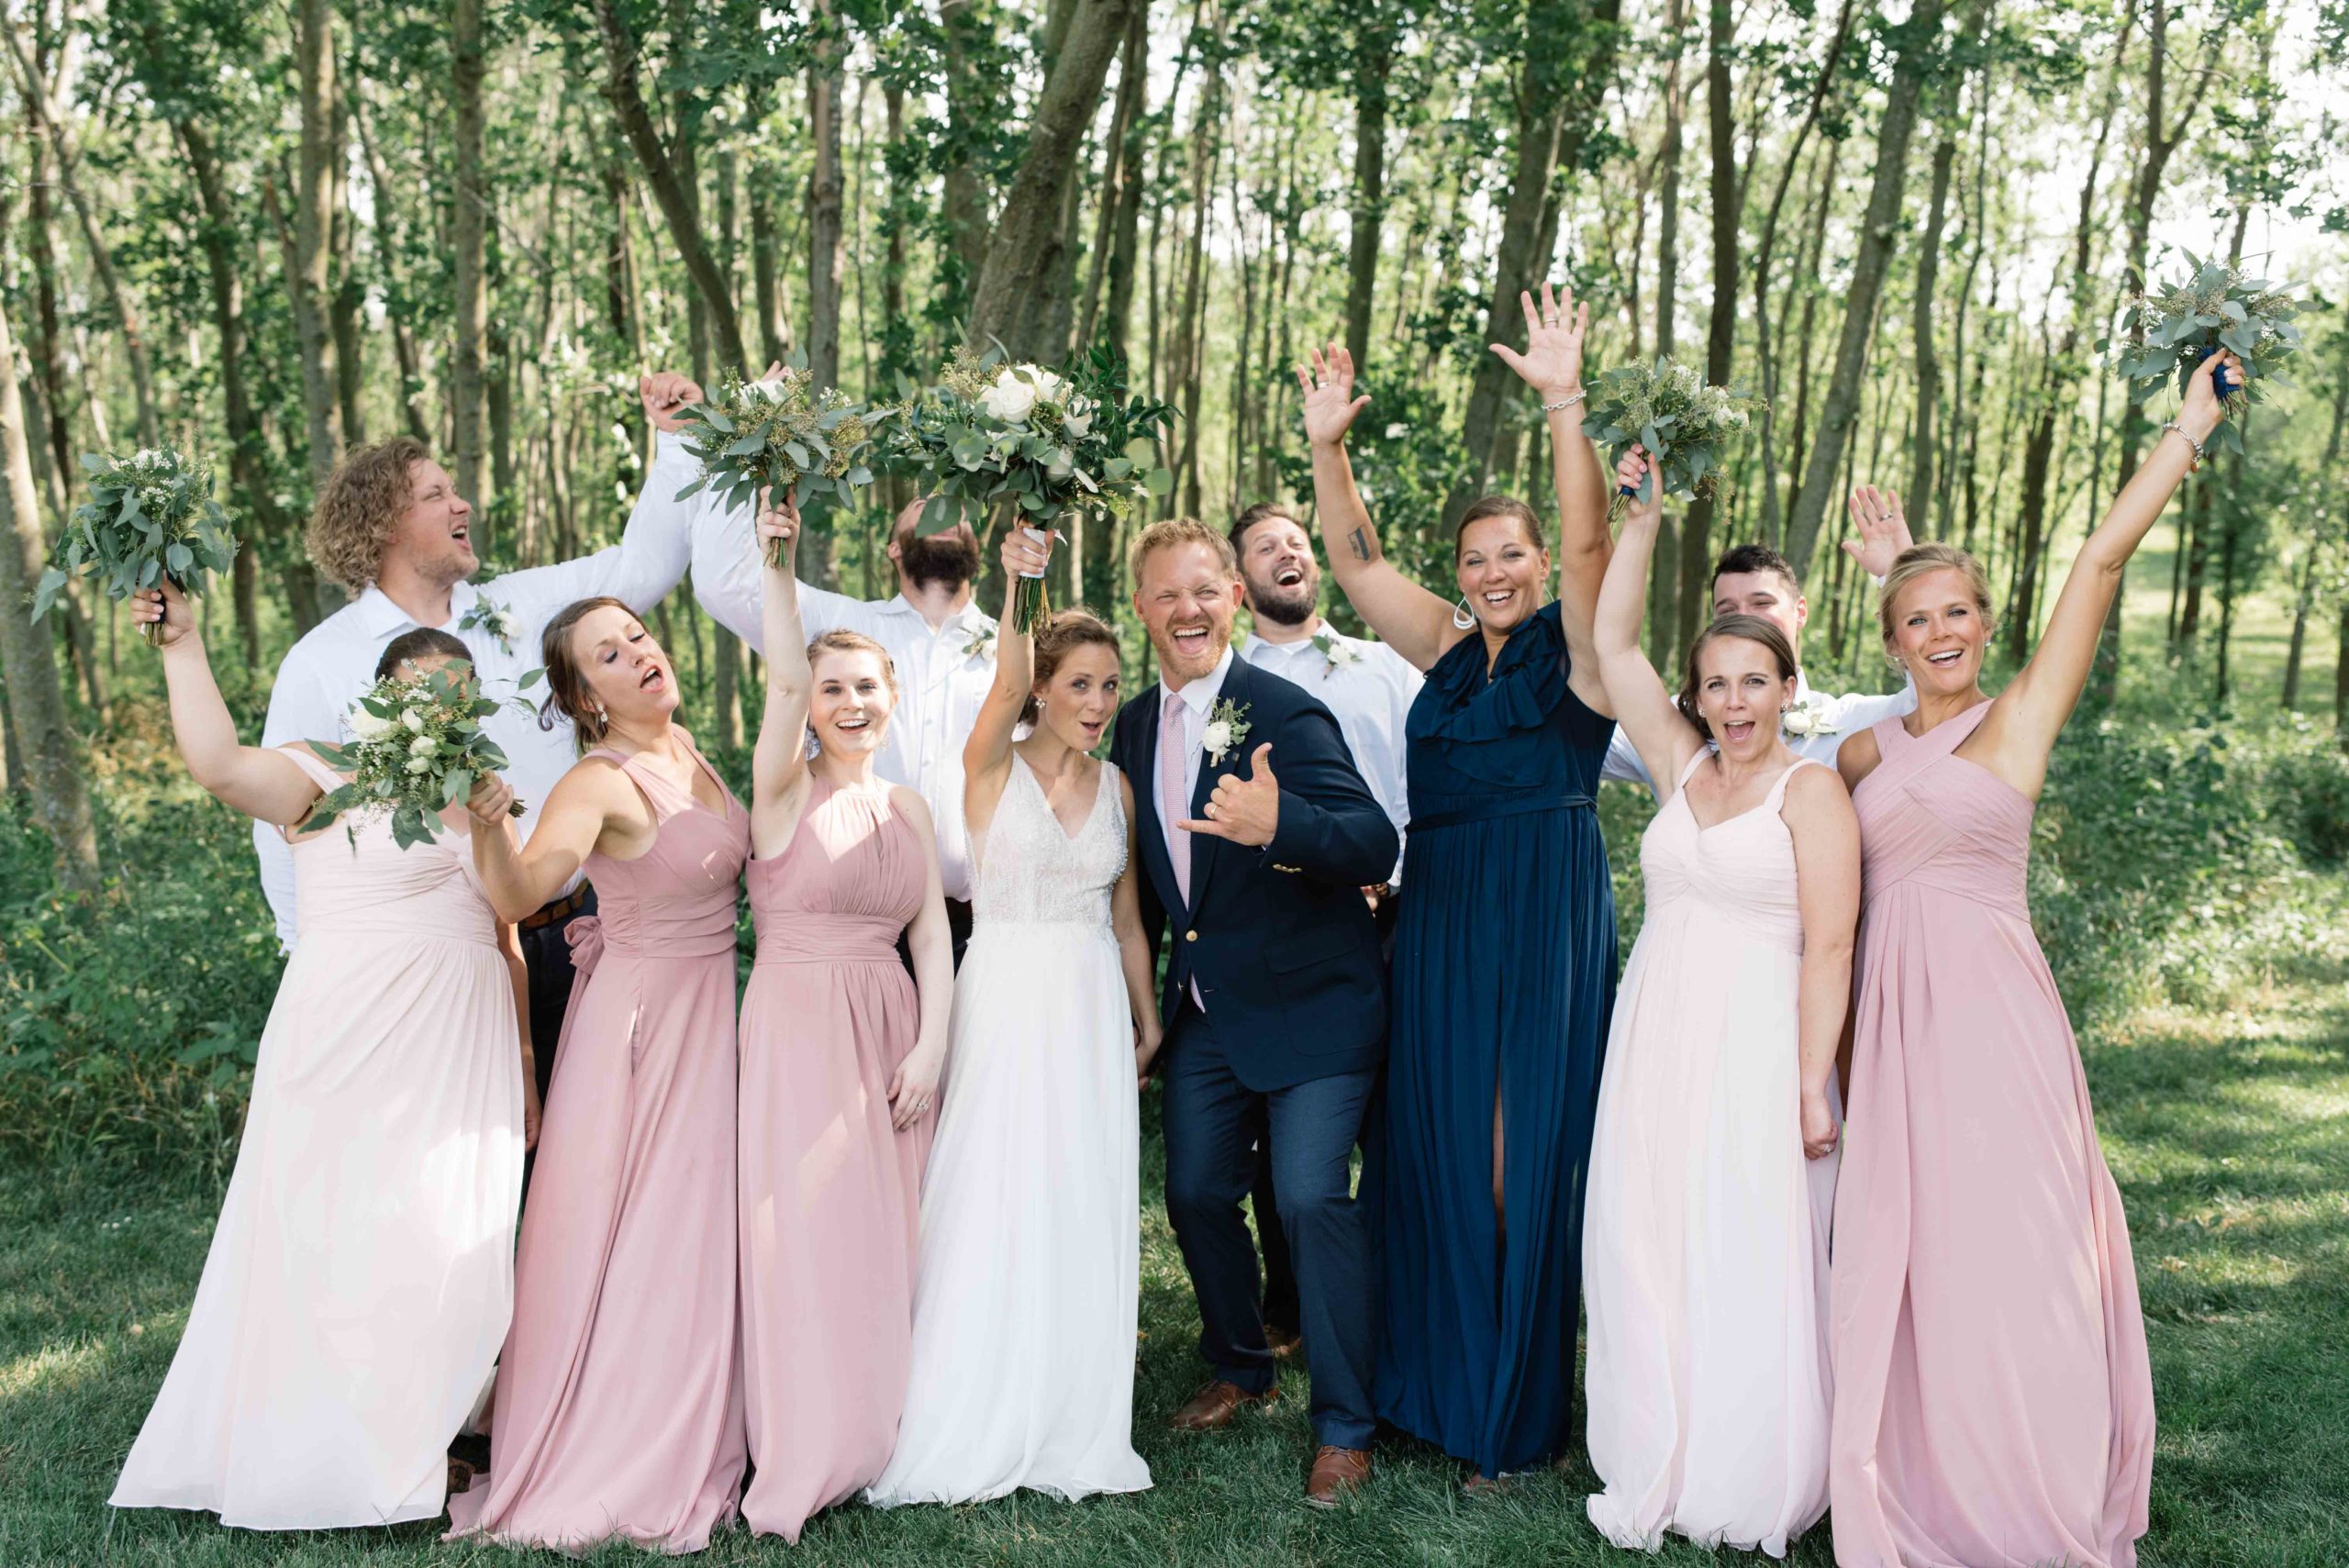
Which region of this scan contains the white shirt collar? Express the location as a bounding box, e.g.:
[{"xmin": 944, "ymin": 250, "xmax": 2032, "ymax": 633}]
[
  {"xmin": 1239, "ymin": 617, "xmax": 1327, "ymax": 660},
  {"xmin": 354, "ymin": 580, "xmax": 472, "ymax": 638},
  {"xmin": 876, "ymin": 592, "xmax": 992, "ymax": 633},
  {"xmin": 1161, "ymin": 644, "xmax": 1234, "ymax": 718}
]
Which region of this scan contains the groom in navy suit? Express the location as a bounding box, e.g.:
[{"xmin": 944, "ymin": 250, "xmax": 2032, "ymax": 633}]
[{"xmin": 1110, "ymin": 517, "xmax": 1398, "ymax": 1507}]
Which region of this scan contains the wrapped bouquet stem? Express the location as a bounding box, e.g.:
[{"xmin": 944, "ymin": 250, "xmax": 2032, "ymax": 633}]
[
  {"xmin": 1583, "ymin": 359, "xmax": 1765, "ymax": 517},
  {"xmin": 35, "ymin": 447, "xmax": 238, "ymax": 644}
]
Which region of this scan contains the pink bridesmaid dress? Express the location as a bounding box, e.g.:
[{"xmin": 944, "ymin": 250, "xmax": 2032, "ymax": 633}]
[
  {"xmin": 448, "ymin": 737, "xmax": 750, "ymax": 1555},
  {"xmin": 1831, "ymin": 705, "xmax": 2154, "ymax": 1568},
  {"xmin": 738, "ymin": 776, "xmax": 934, "ymax": 1541}
]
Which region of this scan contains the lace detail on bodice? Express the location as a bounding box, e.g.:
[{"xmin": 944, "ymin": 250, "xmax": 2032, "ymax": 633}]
[{"xmin": 969, "ymin": 754, "xmax": 1128, "ymax": 929}]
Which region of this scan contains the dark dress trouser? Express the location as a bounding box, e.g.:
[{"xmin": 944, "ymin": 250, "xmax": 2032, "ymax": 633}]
[{"xmin": 1161, "ymin": 999, "xmax": 1379, "ymax": 1451}]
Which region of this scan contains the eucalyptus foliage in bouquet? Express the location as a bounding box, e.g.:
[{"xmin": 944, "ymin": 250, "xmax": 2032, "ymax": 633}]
[
  {"xmin": 1583, "ymin": 359, "xmax": 1765, "ymax": 515},
  {"xmin": 308, "ymin": 661, "xmax": 539, "ymax": 851},
  {"xmin": 2112, "ymin": 253, "xmax": 2303, "ymax": 452},
  {"xmin": 670, "ymin": 360, "xmax": 884, "ymax": 564},
  {"xmin": 34, "ymin": 447, "xmax": 238, "ymax": 644},
  {"xmin": 884, "ymin": 345, "xmax": 1175, "ymax": 631}
]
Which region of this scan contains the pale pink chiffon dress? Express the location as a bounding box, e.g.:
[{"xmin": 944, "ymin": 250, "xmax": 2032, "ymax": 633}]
[
  {"xmin": 1831, "ymin": 705, "xmax": 2154, "ymax": 1568},
  {"xmin": 448, "ymin": 738, "xmax": 750, "ymax": 1555},
  {"xmin": 738, "ymin": 776, "xmax": 935, "ymax": 1541}
]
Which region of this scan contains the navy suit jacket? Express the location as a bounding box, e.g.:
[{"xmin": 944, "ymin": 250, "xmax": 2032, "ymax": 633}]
[{"xmin": 1113, "ymin": 653, "xmax": 1398, "ymax": 1091}]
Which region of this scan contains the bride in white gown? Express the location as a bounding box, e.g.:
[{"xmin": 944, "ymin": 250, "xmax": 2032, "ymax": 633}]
[{"xmin": 867, "ymin": 529, "xmax": 1157, "ymax": 1507}]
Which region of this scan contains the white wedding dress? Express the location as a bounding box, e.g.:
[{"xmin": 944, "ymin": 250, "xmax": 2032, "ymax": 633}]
[{"xmin": 866, "ymin": 753, "xmax": 1152, "ymax": 1507}]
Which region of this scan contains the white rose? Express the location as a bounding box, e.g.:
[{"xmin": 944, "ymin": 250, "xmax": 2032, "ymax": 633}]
[
  {"xmin": 1046, "ymin": 448, "xmax": 1076, "ymax": 480},
  {"xmin": 979, "ymin": 370, "xmax": 1038, "ymax": 424},
  {"xmin": 406, "ymin": 757, "xmax": 434, "ymax": 774},
  {"xmin": 348, "ymin": 709, "xmax": 398, "ymax": 741},
  {"xmin": 747, "ymin": 375, "xmax": 786, "ymax": 404},
  {"xmin": 401, "ymin": 708, "xmax": 427, "ymax": 733},
  {"xmin": 1063, "ymin": 409, "xmax": 1093, "ymax": 439},
  {"xmin": 1781, "ymin": 706, "xmax": 1815, "ymax": 737},
  {"xmin": 1029, "ymin": 366, "xmax": 1066, "ymax": 405},
  {"xmin": 409, "ymin": 734, "xmax": 439, "ymax": 757},
  {"xmin": 1201, "ymin": 719, "xmax": 1232, "ymax": 756}
]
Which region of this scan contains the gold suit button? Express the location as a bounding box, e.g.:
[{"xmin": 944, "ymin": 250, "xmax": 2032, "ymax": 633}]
[{"xmin": 1186, "ymin": 929, "xmax": 1198, "ymax": 942}]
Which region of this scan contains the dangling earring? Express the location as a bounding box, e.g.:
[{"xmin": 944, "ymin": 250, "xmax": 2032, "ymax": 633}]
[{"xmin": 1453, "ymin": 595, "xmax": 1477, "ymax": 631}]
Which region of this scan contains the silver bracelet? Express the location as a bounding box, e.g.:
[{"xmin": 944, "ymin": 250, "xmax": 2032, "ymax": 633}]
[
  {"xmin": 1542, "ymin": 389, "xmax": 1586, "ymax": 414},
  {"xmin": 2160, "ymin": 419, "xmax": 2206, "ymax": 473}
]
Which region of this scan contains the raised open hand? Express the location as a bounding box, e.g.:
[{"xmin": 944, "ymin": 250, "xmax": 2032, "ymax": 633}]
[
  {"xmin": 640, "ymin": 370, "xmax": 705, "ymax": 433},
  {"xmin": 1840, "ymin": 485, "xmax": 1914, "ymax": 578},
  {"xmin": 1489, "ymin": 281, "xmax": 1588, "ymax": 401},
  {"xmin": 1178, "ymin": 742, "xmax": 1280, "ymax": 847},
  {"xmin": 1296, "ymin": 344, "xmax": 1371, "ymax": 448}
]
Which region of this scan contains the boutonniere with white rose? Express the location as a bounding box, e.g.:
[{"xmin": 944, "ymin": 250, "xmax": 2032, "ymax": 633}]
[
  {"xmin": 1779, "ymin": 695, "xmax": 1840, "ymax": 740},
  {"xmin": 1310, "ymin": 628, "xmax": 1362, "ymax": 678},
  {"xmin": 459, "ymin": 594, "xmax": 519, "ymax": 655},
  {"xmin": 1201, "ymin": 698, "xmax": 1252, "ymax": 766},
  {"xmin": 962, "ymin": 622, "xmax": 998, "ymax": 662}
]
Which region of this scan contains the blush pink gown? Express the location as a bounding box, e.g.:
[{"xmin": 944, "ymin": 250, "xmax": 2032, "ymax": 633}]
[
  {"xmin": 448, "ymin": 738, "xmax": 750, "ymax": 1555},
  {"xmin": 738, "ymin": 776, "xmax": 934, "ymax": 1541},
  {"xmin": 1831, "ymin": 705, "xmax": 2154, "ymax": 1568}
]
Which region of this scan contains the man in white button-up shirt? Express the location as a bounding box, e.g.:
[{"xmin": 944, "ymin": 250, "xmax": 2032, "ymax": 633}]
[
  {"xmin": 1602, "ymin": 495, "xmax": 1919, "ymax": 787},
  {"xmin": 1230, "ymin": 504, "xmax": 1419, "ymax": 896},
  {"xmin": 256, "ymin": 379, "xmax": 707, "ymax": 1091},
  {"xmin": 686, "ymin": 441, "xmax": 995, "ymax": 954}
]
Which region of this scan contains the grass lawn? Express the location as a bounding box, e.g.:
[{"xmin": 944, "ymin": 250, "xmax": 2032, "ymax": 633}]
[{"xmin": 5, "ymin": 927, "xmax": 2345, "ymax": 1567}]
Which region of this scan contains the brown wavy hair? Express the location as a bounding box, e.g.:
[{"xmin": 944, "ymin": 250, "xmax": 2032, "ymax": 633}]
[
  {"xmin": 537, "ymin": 595, "xmax": 639, "ymax": 752},
  {"xmin": 1024, "ymin": 607, "xmax": 1119, "ymax": 725},
  {"xmin": 306, "ymin": 436, "xmax": 429, "ymax": 594},
  {"xmin": 1675, "ymin": 613, "xmax": 1798, "ymax": 739}
]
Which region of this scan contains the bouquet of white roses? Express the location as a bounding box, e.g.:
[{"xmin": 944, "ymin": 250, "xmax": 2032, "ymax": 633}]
[
  {"xmin": 1583, "ymin": 358, "xmax": 1765, "ymax": 516},
  {"xmin": 883, "ymin": 344, "xmax": 1175, "ymax": 631},
  {"xmin": 2112, "ymin": 253, "xmax": 2302, "ymax": 453},
  {"xmin": 670, "ymin": 359, "xmax": 885, "ymax": 564},
  {"xmin": 34, "ymin": 446, "xmax": 239, "ymax": 644},
  {"xmin": 307, "ymin": 661, "xmax": 539, "ymax": 851}
]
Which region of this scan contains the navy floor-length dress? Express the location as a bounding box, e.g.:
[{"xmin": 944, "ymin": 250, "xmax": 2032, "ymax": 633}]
[{"xmin": 1373, "ymin": 599, "xmax": 1618, "ymax": 1477}]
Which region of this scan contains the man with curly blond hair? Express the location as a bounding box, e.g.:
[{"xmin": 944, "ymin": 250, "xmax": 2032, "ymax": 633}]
[{"xmin": 255, "ymin": 376, "xmax": 709, "ymax": 1093}]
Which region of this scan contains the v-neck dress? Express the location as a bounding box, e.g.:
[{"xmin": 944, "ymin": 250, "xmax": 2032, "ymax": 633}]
[{"xmin": 449, "ymin": 737, "xmax": 751, "ymax": 1554}]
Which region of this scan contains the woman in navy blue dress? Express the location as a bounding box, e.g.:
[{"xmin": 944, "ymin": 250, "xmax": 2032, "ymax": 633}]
[{"xmin": 1297, "ymin": 286, "xmax": 1618, "ymax": 1485}]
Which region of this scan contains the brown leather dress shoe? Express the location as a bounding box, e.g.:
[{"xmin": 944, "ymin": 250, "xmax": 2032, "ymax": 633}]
[
  {"xmin": 1169, "ymin": 1378, "xmax": 1276, "ymax": 1431},
  {"xmin": 1305, "ymin": 1445, "xmax": 1371, "ymax": 1507},
  {"xmin": 1264, "ymin": 1324, "xmax": 1304, "ymax": 1360}
]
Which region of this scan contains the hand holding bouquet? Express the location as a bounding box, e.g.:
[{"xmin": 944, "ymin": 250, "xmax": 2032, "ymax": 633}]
[
  {"xmin": 308, "ymin": 661, "xmax": 540, "ymax": 851},
  {"xmin": 2112, "ymin": 253, "xmax": 2302, "ymax": 453},
  {"xmin": 35, "ymin": 446, "xmax": 238, "ymax": 643},
  {"xmin": 1583, "ymin": 359, "xmax": 1765, "ymax": 516},
  {"xmin": 883, "ymin": 345, "xmax": 1175, "ymax": 631},
  {"xmin": 670, "ymin": 359, "xmax": 884, "ymax": 564}
]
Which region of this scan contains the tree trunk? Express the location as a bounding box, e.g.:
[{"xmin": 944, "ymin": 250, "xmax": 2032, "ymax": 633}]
[
  {"xmin": 349, "ymin": 92, "xmax": 433, "ymax": 443},
  {"xmin": 1780, "ymin": 0, "xmax": 1956, "ymax": 575},
  {"xmin": 453, "ymin": 0, "xmax": 490, "ymax": 520},
  {"xmin": 1675, "ymin": 0, "xmax": 1743, "ymax": 639},
  {"xmin": 1645, "ymin": 24, "xmax": 1687, "ymax": 666},
  {"xmin": 1174, "ymin": 39, "xmax": 1221, "ymax": 521},
  {"xmin": 1906, "ymin": 123, "xmax": 1958, "ymax": 511},
  {"xmin": 4, "ymin": 27, "xmax": 162, "ymax": 450},
  {"xmin": 1076, "ymin": 11, "xmax": 1145, "ymax": 352},
  {"xmin": 2283, "ymin": 333, "xmax": 2349, "ymax": 709},
  {"xmin": 1097, "ymin": 7, "xmax": 1151, "ymax": 358},
  {"xmin": 808, "ymin": 5, "xmax": 845, "ymax": 389},
  {"xmin": 965, "ymin": 0, "xmax": 1143, "ymax": 361},
  {"xmin": 0, "ymin": 291, "xmax": 97, "ymax": 893},
  {"xmin": 290, "ymin": 0, "xmax": 345, "ymax": 491},
  {"xmin": 593, "ymin": 0, "xmax": 748, "ymax": 376},
  {"xmin": 941, "ymin": 0, "xmax": 996, "ymax": 303},
  {"xmin": 330, "ymin": 69, "xmax": 366, "ymax": 450},
  {"xmin": 1342, "ymin": 20, "xmax": 1392, "ymax": 371},
  {"xmin": 748, "ymin": 84, "xmax": 794, "ymax": 371}
]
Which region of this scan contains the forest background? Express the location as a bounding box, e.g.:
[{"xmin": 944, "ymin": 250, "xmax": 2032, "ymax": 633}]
[{"xmin": 3, "ymin": 0, "xmax": 2349, "ymax": 1563}]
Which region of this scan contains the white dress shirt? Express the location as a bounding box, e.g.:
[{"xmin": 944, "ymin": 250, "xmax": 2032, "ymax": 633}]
[
  {"xmin": 688, "ymin": 486, "xmax": 996, "ymax": 901},
  {"xmin": 254, "ymin": 437, "xmax": 703, "ymax": 947},
  {"xmin": 1236, "ymin": 621, "xmax": 1419, "ymax": 885},
  {"xmin": 1599, "ymin": 673, "xmax": 1920, "ymax": 794}
]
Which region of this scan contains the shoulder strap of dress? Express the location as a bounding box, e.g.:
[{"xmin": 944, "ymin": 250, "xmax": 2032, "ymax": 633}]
[
  {"xmin": 1674, "ymin": 747, "xmax": 1711, "ymax": 790},
  {"xmin": 277, "ymin": 742, "xmax": 344, "ymax": 793},
  {"xmin": 1765, "ymin": 754, "xmax": 1821, "ymax": 812}
]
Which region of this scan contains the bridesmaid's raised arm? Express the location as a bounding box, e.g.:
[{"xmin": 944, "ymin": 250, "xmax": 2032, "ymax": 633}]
[
  {"xmin": 962, "ymin": 525, "xmax": 1049, "ymax": 837},
  {"xmin": 1298, "ymin": 343, "xmax": 1461, "ymax": 672},
  {"xmin": 1972, "ymin": 347, "xmax": 2240, "ymax": 797},
  {"xmin": 1595, "ymin": 449, "xmax": 1704, "ymax": 795},
  {"xmin": 134, "ymin": 583, "xmax": 324, "ymax": 828},
  {"xmin": 751, "ymin": 490, "xmax": 815, "ymax": 828},
  {"xmin": 1493, "ymin": 284, "xmax": 1612, "ymax": 679}
]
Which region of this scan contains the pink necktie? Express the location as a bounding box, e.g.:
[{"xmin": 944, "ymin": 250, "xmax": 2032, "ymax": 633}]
[{"xmin": 1160, "ymin": 690, "xmax": 1191, "ymax": 906}]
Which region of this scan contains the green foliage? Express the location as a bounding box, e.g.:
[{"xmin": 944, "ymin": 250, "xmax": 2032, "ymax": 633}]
[
  {"xmin": 33, "ymin": 447, "xmax": 238, "ymax": 638},
  {"xmin": 1582, "ymin": 358, "xmax": 1765, "ymax": 510},
  {"xmin": 2114, "ymin": 254, "xmax": 2306, "ymax": 451},
  {"xmin": 307, "ymin": 661, "xmax": 537, "ymax": 851},
  {"xmin": 669, "ymin": 359, "xmax": 885, "ymax": 560}
]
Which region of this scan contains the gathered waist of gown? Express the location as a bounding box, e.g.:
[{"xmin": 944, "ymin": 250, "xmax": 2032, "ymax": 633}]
[
  {"xmin": 1644, "ymin": 892, "xmax": 1806, "ymax": 958},
  {"xmin": 295, "ymin": 903, "xmax": 499, "ymax": 950},
  {"xmin": 1408, "ymin": 788, "xmax": 1594, "ymax": 834},
  {"xmin": 752, "ymin": 911, "xmax": 906, "ymax": 965},
  {"xmin": 581, "ymin": 900, "xmax": 740, "ymax": 961},
  {"xmin": 1861, "ymin": 865, "xmax": 2029, "ymax": 924}
]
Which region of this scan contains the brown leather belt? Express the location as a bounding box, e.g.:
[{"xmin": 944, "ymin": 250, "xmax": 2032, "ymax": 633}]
[{"xmin": 519, "ymin": 889, "xmax": 588, "ymax": 930}]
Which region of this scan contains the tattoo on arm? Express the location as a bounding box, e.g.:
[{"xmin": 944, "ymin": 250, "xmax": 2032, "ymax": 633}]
[{"xmin": 1348, "ymin": 527, "xmax": 1373, "ymax": 562}]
